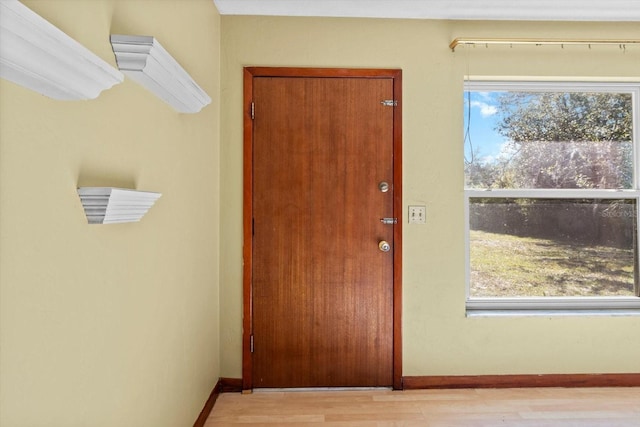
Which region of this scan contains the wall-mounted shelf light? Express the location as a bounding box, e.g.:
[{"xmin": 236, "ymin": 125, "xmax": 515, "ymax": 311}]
[
  {"xmin": 0, "ymin": 0, "xmax": 123, "ymax": 100},
  {"xmin": 110, "ymin": 35, "xmax": 211, "ymax": 113},
  {"xmin": 77, "ymin": 187, "xmax": 162, "ymax": 224}
]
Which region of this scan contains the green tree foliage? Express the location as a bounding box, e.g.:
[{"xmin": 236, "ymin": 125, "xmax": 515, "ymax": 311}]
[{"xmin": 496, "ymin": 92, "xmax": 633, "ymax": 143}]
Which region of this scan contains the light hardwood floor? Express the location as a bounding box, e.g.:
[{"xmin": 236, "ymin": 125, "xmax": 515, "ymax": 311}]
[{"xmin": 205, "ymin": 387, "xmax": 640, "ymax": 426}]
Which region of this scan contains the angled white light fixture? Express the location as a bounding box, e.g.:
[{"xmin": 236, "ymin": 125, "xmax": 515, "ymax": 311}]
[
  {"xmin": 0, "ymin": 0, "xmax": 123, "ymax": 100},
  {"xmin": 110, "ymin": 35, "xmax": 211, "ymax": 113},
  {"xmin": 77, "ymin": 187, "xmax": 162, "ymax": 224}
]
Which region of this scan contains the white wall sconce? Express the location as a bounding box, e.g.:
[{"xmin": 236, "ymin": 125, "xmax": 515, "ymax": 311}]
[
  {"xmin": 78, "ymin": 187, "xmax": 162, "ymax": 224},
  {"xmin": 0, "ymin": 0, "xmax": 123, "ymax": 100},
  {"xmin": 110, "ymin": 35, "xmax": 211, "ymax": 113}
]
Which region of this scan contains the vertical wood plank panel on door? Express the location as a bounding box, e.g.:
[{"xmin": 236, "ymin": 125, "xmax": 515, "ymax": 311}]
[{"xmin": 244, "ymin": 68, "xmax": 402, "ymax": 390}]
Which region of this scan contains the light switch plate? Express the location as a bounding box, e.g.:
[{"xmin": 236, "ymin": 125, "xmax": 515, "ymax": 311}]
[{"xmin": 408, "ymin": 205, "xmax": 426, "ymax": 224}]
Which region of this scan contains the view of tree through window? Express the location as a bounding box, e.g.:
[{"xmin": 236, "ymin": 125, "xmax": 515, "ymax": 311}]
[{"xmin": 464, "ymin": 84, "xmax": 638, "ymax": 299}]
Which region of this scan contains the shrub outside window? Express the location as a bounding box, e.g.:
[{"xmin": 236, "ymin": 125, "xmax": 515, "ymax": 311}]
[{"xmin": 464, "ymin": 81, "xmax": 640, "ymax": 314}]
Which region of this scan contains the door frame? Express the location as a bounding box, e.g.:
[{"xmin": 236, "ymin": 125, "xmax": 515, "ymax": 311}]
[{"xmin": 242, "ymin": 67, "xmax": 403, "ymax": 391}]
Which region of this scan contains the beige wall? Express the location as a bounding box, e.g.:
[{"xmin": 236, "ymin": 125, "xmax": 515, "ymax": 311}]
[
  {"xmin": 220, "ymin": 16, "xmax": 640, "ymax": 378},
  {"xmin": 0, "ymin": 1, "xmax": 221, "ymax": 426}
]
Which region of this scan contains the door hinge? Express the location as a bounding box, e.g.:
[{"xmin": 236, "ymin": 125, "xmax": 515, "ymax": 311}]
[
  {"xmin": 250, "ymin": 334, "xmax": 254, "ymax": 353},
  {"xmin": 381, "ymin": 100, "xmax": 397, "ymax": 107},
  {"xmin": 251, "ymin": 102, "xmax": 255, "ymax": 120}
]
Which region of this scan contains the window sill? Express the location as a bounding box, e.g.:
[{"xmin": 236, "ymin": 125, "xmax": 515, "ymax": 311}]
[
  {"xmin": 467, "ymin": 308, "xmax": 640, "ymax": 317},
  {"xmin": 466, "ymin": 297, "xmax": 640, "ymax": 317}
]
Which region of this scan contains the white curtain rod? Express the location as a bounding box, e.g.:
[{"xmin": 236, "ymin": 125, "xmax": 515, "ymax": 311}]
[{"xmin": 450, "ymin": 37, "xmax": 640, "ymax": 51}]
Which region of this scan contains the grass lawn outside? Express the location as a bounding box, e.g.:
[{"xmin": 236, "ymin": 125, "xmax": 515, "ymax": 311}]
[{"xmin": 470, "ymin": 230, "xmax": 636, "ymax": 297}]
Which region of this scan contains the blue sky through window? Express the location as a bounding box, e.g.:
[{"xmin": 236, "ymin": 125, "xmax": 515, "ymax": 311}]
[{"xmin": 463, "ymin": 91, "xmax": 508, "ymax": 164}]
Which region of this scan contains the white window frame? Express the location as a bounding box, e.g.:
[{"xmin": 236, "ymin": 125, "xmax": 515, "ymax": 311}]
[{"xmin": 464, "ymin": 80, "xmax": 640, "ymax": 316}]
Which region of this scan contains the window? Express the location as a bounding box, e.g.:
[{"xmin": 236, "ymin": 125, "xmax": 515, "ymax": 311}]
[{"xmin": 464, "ymin": 81, "xmax": 640, "ymax": 314}]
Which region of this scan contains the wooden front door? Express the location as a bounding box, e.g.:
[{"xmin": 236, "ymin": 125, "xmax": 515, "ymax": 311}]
[{"xmin": 243, "ymin": 68, "xmax": 402, "ymax": 390}]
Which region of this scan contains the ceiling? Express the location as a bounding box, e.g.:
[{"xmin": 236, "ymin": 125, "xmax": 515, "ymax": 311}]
[{"xmin": 212, "ymin": 0, "xmax": 640, "ymax": 21}]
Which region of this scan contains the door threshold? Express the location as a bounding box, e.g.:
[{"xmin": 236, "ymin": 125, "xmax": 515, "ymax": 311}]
[{"xmin": 254, "ymin": 387, "xmax": 393, "ymax": 393}]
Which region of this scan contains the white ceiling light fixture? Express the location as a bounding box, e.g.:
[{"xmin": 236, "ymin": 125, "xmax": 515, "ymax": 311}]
[
  {"xmin": 77, "ymin": 187, "xmax": 162, "ymax": 224},
  {"xmin": 0, "ymin": 0, "xmax": 123, "ymax": 100},
  {"xmin": 110, "ymin": 35, "xmax": 211, "ymax": 113}
]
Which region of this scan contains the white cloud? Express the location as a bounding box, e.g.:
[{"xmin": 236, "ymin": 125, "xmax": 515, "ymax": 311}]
[{"xmin": 470, "ymin": 100, "xmax": 498, "ymax": 117}]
